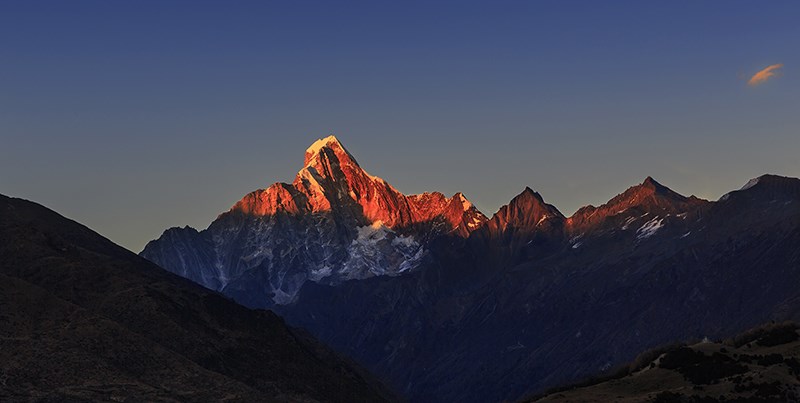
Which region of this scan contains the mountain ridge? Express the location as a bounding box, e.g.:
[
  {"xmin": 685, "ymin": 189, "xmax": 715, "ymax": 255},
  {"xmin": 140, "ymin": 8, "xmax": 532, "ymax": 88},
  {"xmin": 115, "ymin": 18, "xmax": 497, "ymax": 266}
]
[
  {"xmin": 139, "ymin": 136, "xmax": 800, "ymax": 402},
  {"xmin": 142, "ymin": 135, "xmax": 488, "ymax": 305},
  {"xmin": 529, "ymin": 321, "xmax": 800, "ymax": 402},
  {"xmin": 142, "ymin": 136, "xmax": 799, "ymax": 307},
  {"xmin": 0, "ymin": 193, "xmax": 395, "ymax": 402},
  {"xmin": 278, "ymin": 173, "xmax": 799, "ymax": 402}
]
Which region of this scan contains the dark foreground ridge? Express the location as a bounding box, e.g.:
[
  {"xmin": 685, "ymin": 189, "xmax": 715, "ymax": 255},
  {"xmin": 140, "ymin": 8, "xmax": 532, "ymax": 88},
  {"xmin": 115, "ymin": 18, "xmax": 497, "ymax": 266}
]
[
  {"xmin": 0, "ymin": 194, "xmax": 395, "ymax": 402},
  {"xmin": 529, "ymin": 321, "xmax": 800, "ymax": 402}
]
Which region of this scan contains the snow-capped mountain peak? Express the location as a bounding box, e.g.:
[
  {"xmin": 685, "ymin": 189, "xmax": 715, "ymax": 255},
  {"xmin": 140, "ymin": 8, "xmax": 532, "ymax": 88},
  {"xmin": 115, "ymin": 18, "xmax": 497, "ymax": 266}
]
[
  {"xmin": 720, "ymin": 174, "xmax": 800, "ymax": 203},
  {"xmin": 303, "ymin": 134, "xmax": 357, "ymax": 167},
  {"xmin": 142, "ymin": 135, "xmax": 487, "ymax": 305}
]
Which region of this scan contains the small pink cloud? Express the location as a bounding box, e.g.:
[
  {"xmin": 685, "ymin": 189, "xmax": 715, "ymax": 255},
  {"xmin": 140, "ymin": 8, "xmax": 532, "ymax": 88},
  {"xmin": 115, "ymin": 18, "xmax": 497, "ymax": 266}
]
[{"xmin": 748, "ymin": 63, "xmax": 783, "ymax": 87}]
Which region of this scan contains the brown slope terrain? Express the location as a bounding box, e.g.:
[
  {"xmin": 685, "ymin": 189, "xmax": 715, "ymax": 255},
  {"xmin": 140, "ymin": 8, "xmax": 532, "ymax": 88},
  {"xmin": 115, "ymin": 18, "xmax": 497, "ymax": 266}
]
[
  {"xmin": 530, "ymin": 322, "xmax": 800, "ymax": 402},
  {"xmin": 0, "ymin": 194, "xmax": 394, "ymax": 402}
]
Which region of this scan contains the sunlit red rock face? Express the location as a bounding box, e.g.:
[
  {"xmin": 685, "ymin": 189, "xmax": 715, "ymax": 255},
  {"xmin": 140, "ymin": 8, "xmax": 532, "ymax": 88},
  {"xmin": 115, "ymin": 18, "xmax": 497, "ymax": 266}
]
[
  {"xmin": 472, "ymin": 177, "xmax": 712, "ymax": 262},
  {"xmin": 142, "ymin": 149, "xmax": 800, "ymax": 403},
  {"xmin": 484, "ymin": 187, "xmax": 565, "ymax": 236},
  {"xmin": 230, "ymin": 135, "xmax": 487, "ymax": 234},
  {"xmin": 142, "ymin": 135, "xmax": 488, "ymax": 306},
  {"xmin": 143, "ymin": 135, "xmax": 716, "ymax": 309},
  {"xmin": 479, "ymin": 177, "xmax": 709, "ymax": 239},
  {"xmin": 566, "ymin": 176, "xmax": 709, "ymax": 233}
]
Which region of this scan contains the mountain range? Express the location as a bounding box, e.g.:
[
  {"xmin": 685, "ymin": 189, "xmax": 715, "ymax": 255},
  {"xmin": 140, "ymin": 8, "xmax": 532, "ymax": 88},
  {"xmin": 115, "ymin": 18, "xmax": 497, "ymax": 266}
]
[
  {"xmin": 142, "ymin": 135, "xmax": 486, "ymax": 306},
  {"xmin": 141, "ymin": 136, "xmax": 800, "ymax": 402},
  {"xmin": 0, "ymin": 193, "xmax": 393, "ymax": 402}
]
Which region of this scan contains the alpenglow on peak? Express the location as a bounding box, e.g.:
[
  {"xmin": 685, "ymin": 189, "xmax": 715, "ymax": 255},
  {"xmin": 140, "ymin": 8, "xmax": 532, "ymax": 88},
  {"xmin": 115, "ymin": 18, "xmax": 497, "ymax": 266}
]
[
  {"xmin": 303, "ymin": 135, "xmax": 359, "ymax": 167},
  {"xmin": 141, "ymin": 134, "xmax": 489, "ymax": 305}
]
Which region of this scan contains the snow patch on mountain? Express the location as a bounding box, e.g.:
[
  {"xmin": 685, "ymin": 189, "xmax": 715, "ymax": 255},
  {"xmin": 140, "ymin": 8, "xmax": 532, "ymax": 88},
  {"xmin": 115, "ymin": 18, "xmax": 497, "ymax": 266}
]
[
  {"xmin": 306, "ymin": 135, "xmax": 340, "ymax": 158},
  {"xmin": 468, "ymin": 215, "xmax": 484, "ymax": 229},
  {"xmin": 741, "ymin": 177, "xmax": 761, "ymax": 191},
  {"xmin": 458, "ymin": 193, "xmax": 473, "ymax": 210},
  {"xmin": 637, "ymin": 217, "xmax": 665, "ymax": 239},
  {"xmin": 309, "ymin": 265, "xmax": 333, "ymax": 282},
  {"xmin": 621, "ymin": 216, "xmax": 637, "ymax": 230},
  {"xmin": 339, "ymin": 221, "xmax": 425, "ymax": 280},
  {"xmin": 720, "ymin": 177, "xmax": 764, "ymax": 202}
]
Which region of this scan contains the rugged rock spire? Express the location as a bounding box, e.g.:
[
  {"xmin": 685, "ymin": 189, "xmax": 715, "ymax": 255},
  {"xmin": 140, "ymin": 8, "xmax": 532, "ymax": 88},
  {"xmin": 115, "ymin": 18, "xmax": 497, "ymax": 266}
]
[
  {"xmin": 143, "ymin": 135, "xmax": 486, "ymax": 305},
  {"xmin": 303, "ymin": 135, "xmax": 359, "ymax": 168},
  {"xmin": 229, "ymin": 135, "xmax": 484, "ymax": 232},
  {"xmin": 484, "ymin": 187, "xmax": 565, "ymax": 235}
]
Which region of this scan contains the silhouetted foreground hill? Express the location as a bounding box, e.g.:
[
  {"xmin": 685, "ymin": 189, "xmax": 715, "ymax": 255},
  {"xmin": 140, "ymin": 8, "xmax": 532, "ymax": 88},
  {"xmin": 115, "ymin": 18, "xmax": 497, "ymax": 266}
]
[
  {"xmin": 0, "ymin": 194, "xmax": 394, "ymax": 402},
  {"xmin": 529, "ymin": 322, "xmax": 800, "ymax": 402}
]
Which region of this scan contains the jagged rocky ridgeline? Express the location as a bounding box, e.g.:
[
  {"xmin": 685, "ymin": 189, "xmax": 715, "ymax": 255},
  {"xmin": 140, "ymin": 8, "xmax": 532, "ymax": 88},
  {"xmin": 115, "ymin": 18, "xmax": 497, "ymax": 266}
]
[
  {"xmin": 142, "ymin": 135, "xmax": 753, "ymax": 307},
  {"xmin": 141, "ymin": 135, "xmax": 487, "ymax": 306},
  {"xmin": 277, "ymin": 171, "xmax": 800, "ymax": 403},
  {"xmin": 141, "ymin": 135, "xmax": 800, "ymax": 402}
]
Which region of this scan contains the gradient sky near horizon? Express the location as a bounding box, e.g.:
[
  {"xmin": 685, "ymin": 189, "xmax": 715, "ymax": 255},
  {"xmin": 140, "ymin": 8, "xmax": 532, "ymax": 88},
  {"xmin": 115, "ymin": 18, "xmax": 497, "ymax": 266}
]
[{"xmin": 2, "ymin": 1, "xmax": 799, "ymax": 252}]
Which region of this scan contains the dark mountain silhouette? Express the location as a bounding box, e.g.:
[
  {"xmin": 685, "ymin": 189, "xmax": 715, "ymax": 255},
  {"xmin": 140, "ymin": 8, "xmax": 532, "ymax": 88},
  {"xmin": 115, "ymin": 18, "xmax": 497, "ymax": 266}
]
[
  {"xmin": 529, "ymin": 321, "xmax": 800, "ymax": 402},
  {"xmin": 0, "ymin": 194, "xmax": 394, "ymax": 402}
]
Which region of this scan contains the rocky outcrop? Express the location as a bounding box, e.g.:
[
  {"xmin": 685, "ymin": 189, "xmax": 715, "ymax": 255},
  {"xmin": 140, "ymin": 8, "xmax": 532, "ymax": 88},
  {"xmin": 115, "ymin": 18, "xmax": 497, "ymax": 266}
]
[
  {"xmin": 142, "ymin": 135, "xmax": 486, "ymax": 305},
  {"xmin": 278, "ymin": 174, "xmax": 800, "ymax": 403},
  {"xmin": 567, "ymin": 176, "xmax": 709, "ymax": 234},
  {"xmin": 140, "ymin": 136, "xmax": 800, "ymax": 402}
]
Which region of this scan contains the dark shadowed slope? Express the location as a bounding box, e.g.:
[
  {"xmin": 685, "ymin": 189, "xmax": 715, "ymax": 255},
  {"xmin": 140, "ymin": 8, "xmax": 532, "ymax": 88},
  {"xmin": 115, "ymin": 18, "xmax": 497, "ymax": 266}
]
[
  {"xmin": 530, "ymin": 322, "xmax": 800, "ymax": 402},
  {"xmin": 279, "ymin": 175, "xmax": 800, "ymax": 403},
  {"xmin": 0, "ymin": 194, "xmax": 394, "ymax": 402},
  {"xmin": 139, "ymin": 135, "xmax": 800, "ymax": 403}
]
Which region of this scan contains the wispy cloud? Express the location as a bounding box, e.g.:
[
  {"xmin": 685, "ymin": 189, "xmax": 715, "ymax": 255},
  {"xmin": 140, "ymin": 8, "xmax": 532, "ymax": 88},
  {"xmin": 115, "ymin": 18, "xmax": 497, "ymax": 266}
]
[{"xmin": 748, "ymin": 63, "xmax": 783, "ymax": 87}]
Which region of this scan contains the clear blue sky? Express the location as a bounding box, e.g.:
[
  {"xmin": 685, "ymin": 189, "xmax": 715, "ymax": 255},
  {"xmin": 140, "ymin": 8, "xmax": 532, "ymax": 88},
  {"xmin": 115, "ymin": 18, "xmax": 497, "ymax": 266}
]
[{"xmin": 2, "ymin": 1, "xmax": 798, "ymax": 251}]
